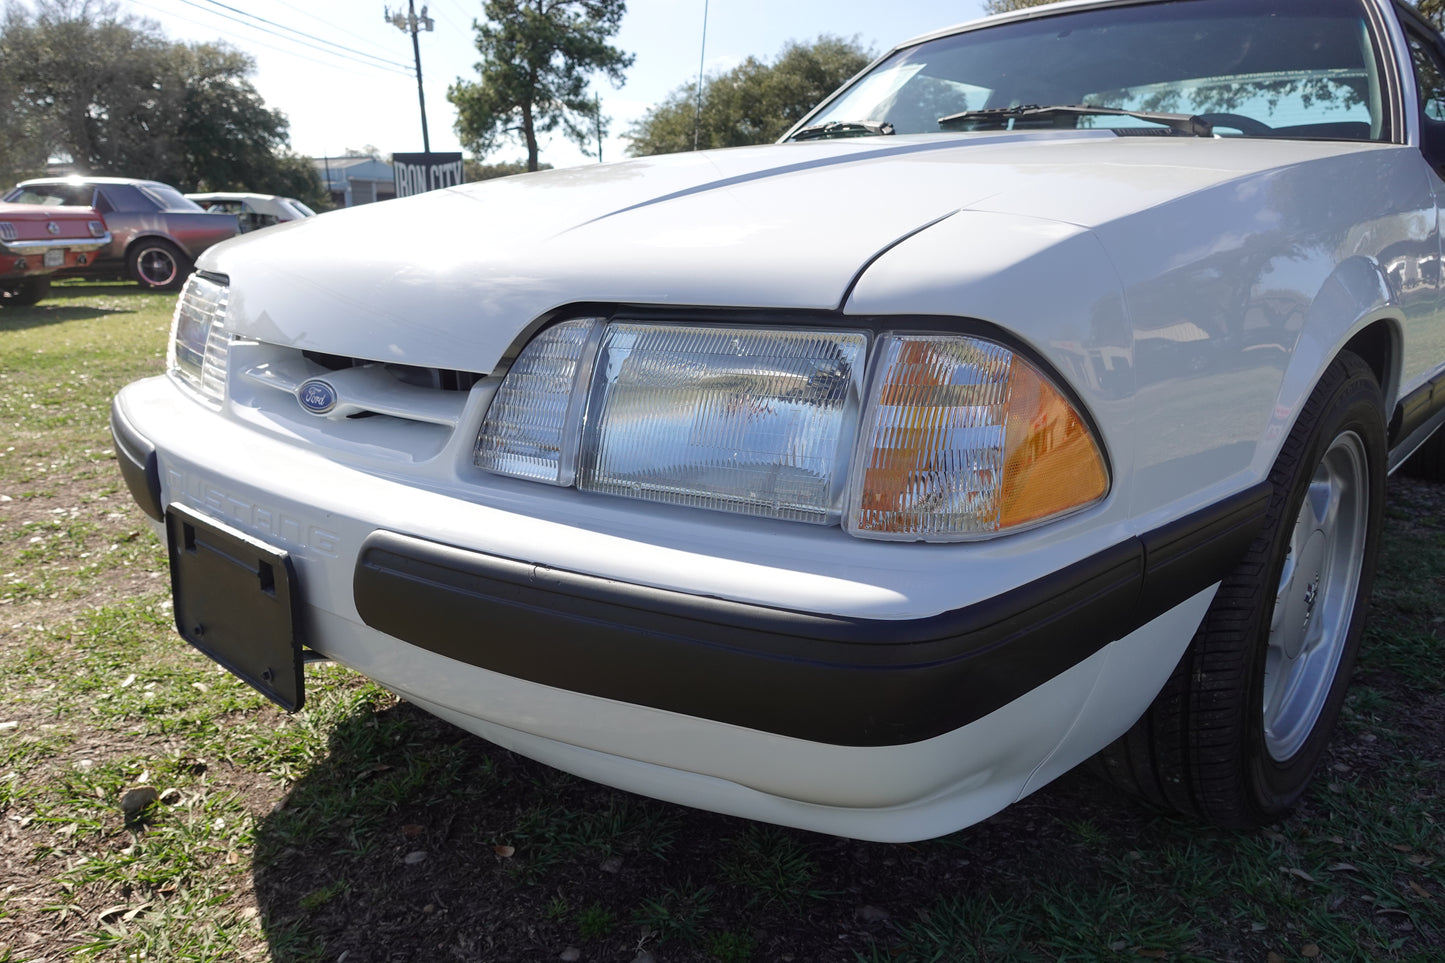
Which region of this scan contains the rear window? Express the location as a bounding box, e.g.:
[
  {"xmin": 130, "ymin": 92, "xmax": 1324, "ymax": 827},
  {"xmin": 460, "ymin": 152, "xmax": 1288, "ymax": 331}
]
[
  {"xmin": 5, "ymin": 184, "xmax": 94, "ymax": 206},
  {"xmin": 140, "ymin": 185, "xmax": 205, "ymax": 212}
]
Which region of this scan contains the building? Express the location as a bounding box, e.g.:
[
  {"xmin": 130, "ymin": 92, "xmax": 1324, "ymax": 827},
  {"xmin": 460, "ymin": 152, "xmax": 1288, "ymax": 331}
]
[{"xmin": 312, "ymin": 156, "xmax": 396, "ymax": 208}]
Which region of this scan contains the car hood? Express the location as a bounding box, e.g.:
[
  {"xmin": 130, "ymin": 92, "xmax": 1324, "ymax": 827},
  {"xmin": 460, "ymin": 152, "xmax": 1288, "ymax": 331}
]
[{"xmin": 206, "ymin": 131, "xmax": 1375, "ymax": 372}]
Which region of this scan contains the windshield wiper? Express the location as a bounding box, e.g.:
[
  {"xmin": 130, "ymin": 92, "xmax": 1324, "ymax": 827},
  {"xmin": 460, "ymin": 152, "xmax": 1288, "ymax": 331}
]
[
  {"xmin": 937, "ymin": 104, "xmax": 1213, "ymax": 138},
  {"xmin": 791, "ymin": 120, "xmax": 896, "ymax": 141}
]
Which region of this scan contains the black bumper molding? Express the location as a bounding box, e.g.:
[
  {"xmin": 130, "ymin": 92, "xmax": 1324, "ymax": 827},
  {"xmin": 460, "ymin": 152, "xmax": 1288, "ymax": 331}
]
[
  {"xmin": 110, "ymin": 397, "xmax": 164, "ymax": 523},
  {"xmin": 353, "ymin": 484, "xmax": 1270, "ymax": 747}
]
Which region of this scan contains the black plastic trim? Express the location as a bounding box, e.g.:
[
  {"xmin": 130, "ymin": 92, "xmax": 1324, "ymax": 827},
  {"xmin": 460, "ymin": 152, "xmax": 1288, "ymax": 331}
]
[
  {"xmin": 1391, "ymin": 374, "xmax": 1445, "ymax": 443},
  {"xmin": 352, "ymin": 483, "xmax": 1270, "ymax": 747},
  {"xmin": 110, "ymin": 397, "xmax": 163, "ymax": 522}
]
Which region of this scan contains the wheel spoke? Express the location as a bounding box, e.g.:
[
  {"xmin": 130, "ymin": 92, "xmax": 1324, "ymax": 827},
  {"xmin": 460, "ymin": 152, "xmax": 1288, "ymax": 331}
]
[{"xmin": 1262, "ymin": 430, "xmax": 1368, "ymax": 762}]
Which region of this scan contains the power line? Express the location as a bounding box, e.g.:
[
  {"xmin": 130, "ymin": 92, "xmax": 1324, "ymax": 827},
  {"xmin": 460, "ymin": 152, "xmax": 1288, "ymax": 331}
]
[
  {"xmin": 167, "ymin": 0, "xmax": 415, "ymax": 74},
  {"xmin": 190, "ymin": 0, "xmax": 413, "ymax": 70},
  {"xmin": 124, "ymin": 0, "xmax": 412, "ymax": 79}
]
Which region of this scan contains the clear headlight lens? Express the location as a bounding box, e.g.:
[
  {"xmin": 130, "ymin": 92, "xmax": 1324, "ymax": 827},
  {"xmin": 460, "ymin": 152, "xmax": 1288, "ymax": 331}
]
[
  {"xmin": 475, "ymin": 318, "xmax": 601, "ymax": 484},
  {"xmin": 168, "ymin": 274, "xmax": 230, "ymax": 404},
  {"xmin": 576, "ymin": 323, "xmax": 866, "ymax": 524},
  {"xmin": 478, "ymin": 321, "xmax": 1108, "ymax": 539},
  {"xmin": 845, "ymin": 334, "xmax": 1107, "ymax": 540},
  {"xmin": 478, "ymin": 321, "xmax": 867, "ymax": 524}
]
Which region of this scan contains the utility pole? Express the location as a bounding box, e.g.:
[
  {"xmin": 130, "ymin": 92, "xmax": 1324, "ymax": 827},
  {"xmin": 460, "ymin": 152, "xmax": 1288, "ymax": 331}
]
[{"xmin": 385, "ymin": 1, "xmax": 435, "ymax": 152}]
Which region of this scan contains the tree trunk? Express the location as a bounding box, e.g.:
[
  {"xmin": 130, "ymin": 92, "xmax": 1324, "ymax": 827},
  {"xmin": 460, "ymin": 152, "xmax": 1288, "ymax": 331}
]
[{"xmin": 522, "ymin": 101, "xmax": 539, "ymax": 172}]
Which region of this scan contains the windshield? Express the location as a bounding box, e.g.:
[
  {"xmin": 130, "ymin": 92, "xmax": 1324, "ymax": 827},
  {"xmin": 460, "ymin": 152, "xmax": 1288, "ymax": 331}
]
[{"xmin": 794, "ymin": 0, "xmax": 1387, "ymax": 141}]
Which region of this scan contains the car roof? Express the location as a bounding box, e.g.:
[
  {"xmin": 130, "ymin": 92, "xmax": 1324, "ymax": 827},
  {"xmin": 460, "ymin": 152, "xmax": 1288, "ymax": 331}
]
[
  {"xmin": 186, "ymin": 192, "xmax": 281, "ymax": 202},
  {"xmin": 18, "ymin": 176, "xmax": 174, "ymax": 189}
]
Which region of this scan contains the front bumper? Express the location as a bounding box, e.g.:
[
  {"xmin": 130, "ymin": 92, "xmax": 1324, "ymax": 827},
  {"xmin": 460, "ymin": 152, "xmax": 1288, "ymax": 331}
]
[{"xmin": 111, "ymin": 374, "xmax": 1266, "ymax": 838}]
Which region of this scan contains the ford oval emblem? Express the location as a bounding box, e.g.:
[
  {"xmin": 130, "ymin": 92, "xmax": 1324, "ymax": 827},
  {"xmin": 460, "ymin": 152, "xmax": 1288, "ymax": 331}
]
[{"xmin": 297, "ymin": 379, "xmax": 337, "ymax": 415}]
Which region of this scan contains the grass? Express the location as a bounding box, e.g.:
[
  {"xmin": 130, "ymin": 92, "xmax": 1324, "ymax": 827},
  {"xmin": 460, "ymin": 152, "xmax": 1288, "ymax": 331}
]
[{"xmin": 1, "ymin": 281, "xmax": 1442, "ymax": 962}]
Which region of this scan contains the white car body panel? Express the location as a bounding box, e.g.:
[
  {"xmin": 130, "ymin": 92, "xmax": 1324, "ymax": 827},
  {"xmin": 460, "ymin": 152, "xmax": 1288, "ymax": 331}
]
[{"xmin": 110, "ymin": 0, "xmax": 1445, "ymax": 840}]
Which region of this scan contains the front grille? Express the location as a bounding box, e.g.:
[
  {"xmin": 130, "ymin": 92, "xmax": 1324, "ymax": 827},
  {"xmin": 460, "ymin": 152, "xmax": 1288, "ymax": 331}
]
[{"xmin": 228, "ymin": 342, "xmax": 488, "ymax": 463}]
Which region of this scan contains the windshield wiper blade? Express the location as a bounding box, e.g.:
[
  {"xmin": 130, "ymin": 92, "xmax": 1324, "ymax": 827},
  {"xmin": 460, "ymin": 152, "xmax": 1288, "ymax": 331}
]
[
  {"xmin": 791, "ymin": 120, "xmax": 896, "ymax": 141},
  {"xmin": 938, "ymin": 104, "xmax": 1213, "ymax": 138}
]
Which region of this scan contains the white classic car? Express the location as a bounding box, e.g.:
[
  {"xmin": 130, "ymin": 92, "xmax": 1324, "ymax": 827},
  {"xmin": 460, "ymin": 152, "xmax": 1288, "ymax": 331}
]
[{"xmin": 111, "ymin": 0, "xmax": 1445, "ymax": 841}]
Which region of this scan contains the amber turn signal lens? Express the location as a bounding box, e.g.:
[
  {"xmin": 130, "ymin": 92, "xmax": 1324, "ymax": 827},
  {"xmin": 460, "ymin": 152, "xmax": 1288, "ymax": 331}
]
[{"xmin": 846, "ymin": 335, "xmax": 1107, "ymax": 540}]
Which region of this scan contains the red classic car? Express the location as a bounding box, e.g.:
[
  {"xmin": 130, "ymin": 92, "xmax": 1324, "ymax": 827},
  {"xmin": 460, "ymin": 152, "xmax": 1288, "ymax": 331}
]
[{"xmin": 0, "ymin": 201, "xmax": 110, "ymax": 306}]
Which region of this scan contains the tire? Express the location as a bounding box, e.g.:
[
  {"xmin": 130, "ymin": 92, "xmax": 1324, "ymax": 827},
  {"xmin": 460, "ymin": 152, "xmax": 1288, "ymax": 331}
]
[
  {"xmin": 1096, "ymin": 351, "xmax": 1385, "ymax": 827},
  {"xmin": 127, "ymin": 239, "xmax": 191, "ymax": 291},
  {"xmin": 0, "ymin": 277, "xmax": 51, "ymax": 307}
]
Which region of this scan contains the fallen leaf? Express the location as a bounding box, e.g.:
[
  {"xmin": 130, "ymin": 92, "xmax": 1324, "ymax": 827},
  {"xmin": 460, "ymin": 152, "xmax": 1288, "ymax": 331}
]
[
  {"xmin": 1408, "ymin": 881, "xmax": 1432, "ymax": 900},
  {"xmin": 401, "ymin": 824, "xmax": 424, "ymax": 837},
  {"xmin": 1268, "ymin": 953, "xmax": 1287, "ymax": 963},
  {"xmin": 1285, "ymin": 867, "xmax": 1317, "ymax": 883},
  {"xmin": 1327, "ymin": 862, "xmax": 1359, "ymax": 873},
  {"xmin": 404, "ymin": 850, "xmax": 427, "ymax": 865},
  {"xmin": 1390, "ymin": 843, "xmax": 1414, "ymax": 853},
  {"xmin": 225, "ymin": 850, "xmax": 240, "ymax": 865},
  {"xmin": 1301, "ymin": 943, "xmax": 1321, "ymax": 958},
  {"xmin": 493, "ymin": 844, "xmax": 515, "ymax": 858}
]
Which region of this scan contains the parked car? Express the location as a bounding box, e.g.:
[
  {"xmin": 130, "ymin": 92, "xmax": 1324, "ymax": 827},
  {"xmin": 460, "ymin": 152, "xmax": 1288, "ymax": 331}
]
[
  {"xmin": 185, "ymin": 192, "xmax": 316, "ymax": 233},
  {"xmin": 0, "ymin": 202, "xmax": 110, "ymax": 306},
  {"xmin": 111, "ymin": 0, "xmax": 1445, "ymax": 842},
  {"xmin": 4, "ymin": 177, "xmax": 237, "ymax": 291}
]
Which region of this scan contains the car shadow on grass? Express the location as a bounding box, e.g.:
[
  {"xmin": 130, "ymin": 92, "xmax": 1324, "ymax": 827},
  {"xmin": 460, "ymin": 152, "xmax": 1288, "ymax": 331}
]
[
  {"xmin": 247, "ymin": 691, "xmax": 1349, "ymax": 963},
  {"xmin": 248, "ymin": 478, "xmax": 1445, "ymax": 962},
  {"xmin": 1, "ymin": 286, "xmax": 152, "ymax": 330}
]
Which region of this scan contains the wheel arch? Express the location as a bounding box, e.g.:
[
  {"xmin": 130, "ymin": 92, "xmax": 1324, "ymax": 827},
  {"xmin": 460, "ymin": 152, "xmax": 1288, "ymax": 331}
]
[{"xmin": 1255, "ymin": 255, "xmax": 1402, "ymax": 481}]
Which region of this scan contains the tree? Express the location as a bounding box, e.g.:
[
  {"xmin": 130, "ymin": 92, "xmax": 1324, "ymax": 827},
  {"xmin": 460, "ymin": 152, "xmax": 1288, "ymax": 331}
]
[
  {"xmin": 464, "ymin": 158, "xmax": 553, "ymax": 180},
  {"xmin": 626, "ymin": 36, "xmax": 874, "ymax": 156},
  {"xmin": 1422, "ymin": 0, "xmax": 1445, "ymax": 30},
  {"xmin": 982, "ymin": 0, "xmax": 1058, "ymax": 13},
  {"xmin": 0, "ymin": 0, "xmax": 321, "ymax": 202},
  {"xmin": 448, "ymin": 0, "xmax": 633, "ymax": 172}
]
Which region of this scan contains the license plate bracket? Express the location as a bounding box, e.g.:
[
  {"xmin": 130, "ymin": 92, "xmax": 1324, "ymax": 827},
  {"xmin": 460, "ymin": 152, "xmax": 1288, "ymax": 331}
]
[{"xmin": 167, "ymin": 503, "xmax": 305, "ymax": 711}]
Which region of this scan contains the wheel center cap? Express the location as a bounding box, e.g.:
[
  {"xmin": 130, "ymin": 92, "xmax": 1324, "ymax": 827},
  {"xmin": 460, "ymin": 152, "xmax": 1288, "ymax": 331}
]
[{"xmin": 1284, "ymin": 529, "xmax": 1328, "ymax": 660}]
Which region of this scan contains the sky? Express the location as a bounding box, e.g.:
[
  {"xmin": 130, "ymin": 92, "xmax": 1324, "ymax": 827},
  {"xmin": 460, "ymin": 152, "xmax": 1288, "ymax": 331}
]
[{"xmin": 115, "ymin": 0, "xmax": 992, "ymax": 170}]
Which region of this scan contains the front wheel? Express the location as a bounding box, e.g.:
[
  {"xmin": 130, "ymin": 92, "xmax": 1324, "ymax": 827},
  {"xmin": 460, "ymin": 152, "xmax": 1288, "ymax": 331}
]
[
  {"xmin": 1097, "ymin": 351, "xmax": 1385, "ymax": 827},
  {"xmin": 127, "ymin": 239, "xmax": 192, "ymax": 291}
]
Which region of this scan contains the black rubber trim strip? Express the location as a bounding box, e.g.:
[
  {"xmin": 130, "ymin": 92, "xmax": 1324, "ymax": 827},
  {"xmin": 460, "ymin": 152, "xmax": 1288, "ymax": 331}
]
[
  {"xmin": 353, "ymin": 483, "xmax": 1270, "ymax": 747},
  {"xmin": 1392, "ymin": 374, "xmax": 1445, "ymax": 444},
  {"xmin": 110, "ymin": 397, "xmax": 163, "ymax": 523}
]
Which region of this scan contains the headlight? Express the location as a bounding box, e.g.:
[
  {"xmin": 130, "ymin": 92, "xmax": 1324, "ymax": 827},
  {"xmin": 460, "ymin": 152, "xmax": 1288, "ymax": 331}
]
[
  {"xmin": 168, "ymin": 274, "xmax": 229, "ymax": 404},
  {"xmin": 478, "ymin": 319, "xmax": 1108, "ymax": 540},
  {"xmin": 478, "ymin": 320, "xmax": 867, "ymax": 524}
]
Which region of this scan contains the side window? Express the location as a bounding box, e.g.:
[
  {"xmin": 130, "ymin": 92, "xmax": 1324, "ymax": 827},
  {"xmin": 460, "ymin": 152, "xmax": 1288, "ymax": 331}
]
[
  {"xmin": 1409, "ymin": 30, "xmax": 1445, "ymax": 121},
  {"xmin": 98, "ymin": 184, "xmax": 155, "ymax": 213},
  {"xmin": 1408, "ymin": 27, "xmax": 1445, "ymax": 175}
]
